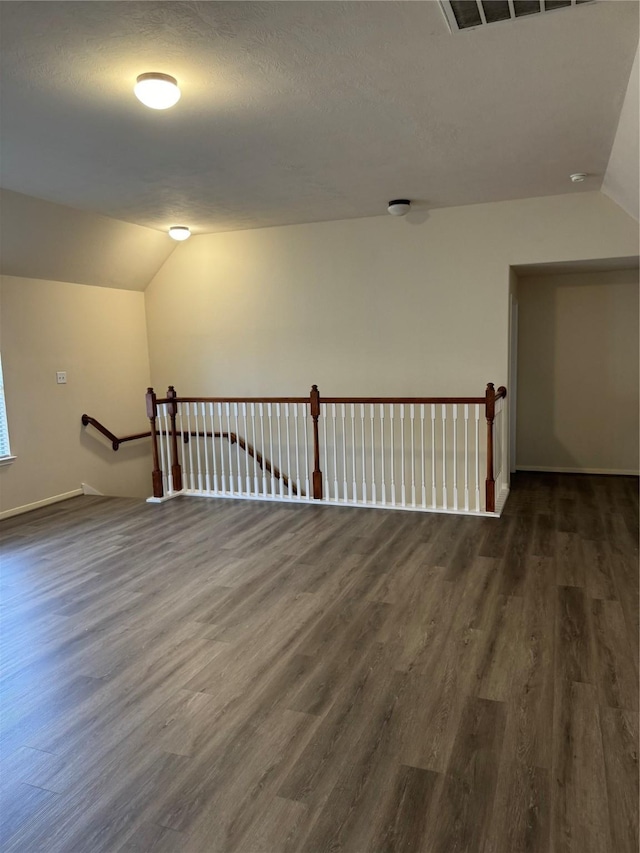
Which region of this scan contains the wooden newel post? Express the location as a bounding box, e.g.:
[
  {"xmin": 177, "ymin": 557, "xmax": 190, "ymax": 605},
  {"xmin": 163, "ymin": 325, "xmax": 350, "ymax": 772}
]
[
  {"xmin": 166, "ymin": 385, "xmax": 183, "ymax": 492},
  {"xmin": 485, "ymin": 382, "xmax": 496, "ymax": 513},
  {"xmin": 310, "ymin": 384, "xmax": 323, "ymax": 500},
  {"xmin": 146, "ymin": 387, "xmax": 164, "ymax": 498}
]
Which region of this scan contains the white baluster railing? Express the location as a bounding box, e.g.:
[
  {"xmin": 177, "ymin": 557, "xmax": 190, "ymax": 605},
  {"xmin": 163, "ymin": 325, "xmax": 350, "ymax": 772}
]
[{"xmin": 145, "ymin": 385, "xmax": 508, "ymax": 515}]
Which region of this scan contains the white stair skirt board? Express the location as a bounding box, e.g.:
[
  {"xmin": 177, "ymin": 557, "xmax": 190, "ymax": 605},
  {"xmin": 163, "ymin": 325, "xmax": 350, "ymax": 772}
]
[
  {"xmin": 0, "ymin": 488, "xmax": 83, "ymax": 521},
  {"xmin": 82, "ymin": 482, "xmax": 103, "ymax": 495},
  {"xmin": 179, "ymin": 489, "xmax": 509, "ymax": 518},
  {"xmin": 517, "ymin": 466, "xmax": 639, "ymax": 476},
  {"xmin": 495, "ymin": 485, "xmax": 510, "ymax": 515}
]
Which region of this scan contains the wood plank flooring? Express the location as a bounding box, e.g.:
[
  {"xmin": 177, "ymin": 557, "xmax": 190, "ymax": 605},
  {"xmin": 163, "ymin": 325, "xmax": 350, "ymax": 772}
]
[{"xmin": 0, "ymin": 472, "xmax": 637, "ymax": 852}]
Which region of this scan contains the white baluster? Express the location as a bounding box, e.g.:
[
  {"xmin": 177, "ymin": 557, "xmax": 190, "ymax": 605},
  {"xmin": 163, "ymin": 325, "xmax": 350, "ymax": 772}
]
[
  {"xmin": 194, "ymin": 402, "xmax": 203, "ymax": 492},
  {"xmin": 390, "ymin": 404, "xmax": 396, "ymax": 506},
  {"xmin": 164, "ymin": 406, "xmax": 173, "ymax": 491},
  {"xmin": 475, "ymin": 403, "xmax": 480, "ymax": 512},
  {"xmin": 267, "ymin": 402, "xmax": 275, "ymax": 497},
  {"xmin": 293, "ymin": 403, "xmax": 301, "ymax": 499},
  {"xmin": 410, "ymin": 404, "xmax": 416, "ymax": 507},
  {"xmin": 494, "ymin": 401, "xmax": 500, "ymax": 498},
  {"xmin": 464, "ymin": 403, "xmax": 469, "ymax": 511},
  {"xmin": 400, "ymin": 404, "xmax": 406, "ymax": 507},
  {"xmin": 217, "ymin": 402, "xmax": 226, "ymax": 493},
  {"xmin": 303, "ymin": 403, "xmax": 310, "ymax": 499},
  {"xmin": 431, "ymin": 404, "xmax": 437, "ymax": 507},
  {"xmin": 351, "ymin": 404, "xmax": 357, "ymax": 503},
  {"xmin": 186, "ymin": 403, "xmax": 194, "ymax": 491},
  {"xmin": 341, "ymin": 403, "xmax": 348, "ymax": 501},
  {"xmin": 322, "ymin": 403, "xmax": 329, "ymax": 501},
  {"xmin": 233, "ymin": 403, "xmax": 241, "ymax": 494},
  {"xmin": 285, "ymin": 403, "xmax": 292, "ymax": 498},
  {"xmin": 276, "ymin": 402, "xmax": 284, "ymax": 499},
  {"xmin": 442, "ymin": 405, "xmax": 448, "ymax": 509},
  {"xmin": 226, "ymin": 402, "xmax": 234, "ymax": 494},
  {"xmin": 380, "ymin": 403, "xmax": 386, "ymax": 505},
  {"xmin": 242, "ymin": 403, "xmax": 251, "ymax": 495},
  {"xmin": 201, "ymin": 403, "xmax": 211, "ymax": 492},
  {"xmin": 332, "ymin": 403, "xmax": 339, "ymax": 501},
  {"xmin": 260, "ymin": 403, "xmax": 267, "ymax": 497},
  {"xmin": 158, "ymin": 404, "xmax": 168, "ymax": 493},
  {"xmin": 370, "ymin": 404, "xmax": 376, "ymax": 504},
  {"xmin": 452, "ymin": 404, "xmax": 458, "ymax": 510},
  {"xmin": 361, "ymin": 404, "xmax": 366, "ymax": 504},
  {"xmin": 420, "ymin": 404, "xmax": 426, "ymax": 508},
  {"xmin": 250, "ymin": 403, "xmax": 258, "ymax": 495},
  {"xmin": 179, "ymin": 403, "xmax": 188, "ymax": 489},
  {"xmin": 210, "ymin": 403, "xmax": 219, "ymax": 493}
]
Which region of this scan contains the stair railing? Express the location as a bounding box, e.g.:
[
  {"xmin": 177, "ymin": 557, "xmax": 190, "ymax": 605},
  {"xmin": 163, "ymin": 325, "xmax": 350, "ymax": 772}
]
[
  {"xmin": 82, "ymin": 398, "xmax": 299, "ymax": 497},
  {"xmin": 145, "ymin": 383, "xmax": 507, "ymax": 514}
]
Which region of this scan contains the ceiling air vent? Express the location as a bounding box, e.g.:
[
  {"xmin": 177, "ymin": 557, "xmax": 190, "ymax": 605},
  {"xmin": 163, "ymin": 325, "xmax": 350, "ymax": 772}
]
[{"xmin": 441, "ymin": 0, "xmax": 595, "ymax": 32}]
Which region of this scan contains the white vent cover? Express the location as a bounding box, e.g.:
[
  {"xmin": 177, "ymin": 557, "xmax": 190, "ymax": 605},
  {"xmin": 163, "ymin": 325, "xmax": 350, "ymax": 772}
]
[{"xmin": 441, "ymin": 0, "xmax": 596, "ymax": 32}]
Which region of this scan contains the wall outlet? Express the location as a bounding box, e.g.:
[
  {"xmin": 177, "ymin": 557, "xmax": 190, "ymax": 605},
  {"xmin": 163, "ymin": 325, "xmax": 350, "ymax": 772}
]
[{"xmin": 56, "ymin": 371, "xmax": 67, "ymax": 384}]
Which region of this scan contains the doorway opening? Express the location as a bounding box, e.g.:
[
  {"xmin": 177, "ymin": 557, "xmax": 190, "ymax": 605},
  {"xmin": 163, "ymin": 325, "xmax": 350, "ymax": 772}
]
[{"xmin": 509, "ymin": 258, "xmax": 639, "ymax": 476}]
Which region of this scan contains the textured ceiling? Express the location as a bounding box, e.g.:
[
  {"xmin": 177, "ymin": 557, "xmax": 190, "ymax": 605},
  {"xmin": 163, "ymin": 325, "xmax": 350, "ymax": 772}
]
[{"xmin": 0, "ymin": 1, "xmax": 638, "ymax": 234}]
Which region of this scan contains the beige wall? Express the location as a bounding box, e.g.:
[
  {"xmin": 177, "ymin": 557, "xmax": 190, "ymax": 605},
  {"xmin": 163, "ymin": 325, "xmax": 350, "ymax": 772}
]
[
  {"xmin": 0, "ymin": 189, "xmax": 176, "ymax": 292},
  {"xmin": 516, "ymin": 268, "xmax": 639, "ymax": 474},
  {"xmin": 145, "ymin": 191, "xmax": 638, "ymax": 401},
  {"xmin": 0, "ymin": 275, "xmax": 152, "ymax": 513},
  {"xmin": 603, "ymin": 47, "xmax": 639, "ymax": 223}
]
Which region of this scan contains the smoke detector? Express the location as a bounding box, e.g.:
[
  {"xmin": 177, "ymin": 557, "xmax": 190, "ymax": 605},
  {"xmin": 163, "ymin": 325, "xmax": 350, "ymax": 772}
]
[{"xmin": 388, "ymin": 199, "xmax": 411, "ymax": 216}]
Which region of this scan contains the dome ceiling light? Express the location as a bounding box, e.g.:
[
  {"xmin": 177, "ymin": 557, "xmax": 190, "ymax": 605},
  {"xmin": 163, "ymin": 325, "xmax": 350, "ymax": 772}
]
[
  {"xmin": 168, "ymin": 226, "xmax": 191, "ymax": 241},
  {"xmin": 134, "ymin": 72, "xmax": 181, "ymax": 110}
]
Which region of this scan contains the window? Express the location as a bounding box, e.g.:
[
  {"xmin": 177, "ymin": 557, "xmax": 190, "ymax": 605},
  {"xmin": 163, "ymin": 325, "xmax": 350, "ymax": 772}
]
[{"xmin": 0, "ymin": 354, "xmax": 13, "ymax": 462}]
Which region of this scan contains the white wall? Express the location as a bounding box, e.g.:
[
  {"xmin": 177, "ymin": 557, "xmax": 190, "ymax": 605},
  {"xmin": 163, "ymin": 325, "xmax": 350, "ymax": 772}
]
[
  {"xmin": 145, "ymin": 191, "xmax": 638, "ymax": 401},
  {"xmin": 516, "ymin": 268, "xmax": 639, "ymax": 474},
  {"xmin": 0, "ymin": 275, "xmax": 152, "ymax": 513}
]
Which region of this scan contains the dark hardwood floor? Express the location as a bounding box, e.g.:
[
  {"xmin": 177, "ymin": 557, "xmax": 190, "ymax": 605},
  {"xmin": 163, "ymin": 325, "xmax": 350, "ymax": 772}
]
[{"xmin": 0, "ymin": 472, "xmax": 637, "ymax": 852}]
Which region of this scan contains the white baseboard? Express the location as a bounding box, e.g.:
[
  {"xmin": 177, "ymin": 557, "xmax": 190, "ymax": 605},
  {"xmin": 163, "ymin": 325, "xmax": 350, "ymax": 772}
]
[
  {"xmin": 516, "ymin": 465, "xmax": 639, "ymax": 476},
  {"xmin": 82, "ymin": 482, "xmax": 104, "ymax": 495},
  {"xmin": 0, "ymin": 488, "xmax": 84, "ymax": 521}
]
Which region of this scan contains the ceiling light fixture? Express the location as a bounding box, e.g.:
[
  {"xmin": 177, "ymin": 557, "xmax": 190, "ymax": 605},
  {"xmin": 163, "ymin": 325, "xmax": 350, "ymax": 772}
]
[
  {"xmin": 168, "ymin": 226, "xmax": 191, "ymax": 241},
  {"xmin": 134, "ymin": 73, "xmax": 181, "ymax": 110},
  {"xmin": 570, "ymin": 173, "xmax": 587, "ymax": 183},
  {"xmin": 388, "ymin": 199, "xmax": 411, "ymax": 216}
]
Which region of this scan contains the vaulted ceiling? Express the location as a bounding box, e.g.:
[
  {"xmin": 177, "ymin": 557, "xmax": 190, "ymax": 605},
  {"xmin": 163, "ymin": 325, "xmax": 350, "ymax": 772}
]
[{"xmin": 1, "ymin": 0, "xmax": 638, "ymax": 238}]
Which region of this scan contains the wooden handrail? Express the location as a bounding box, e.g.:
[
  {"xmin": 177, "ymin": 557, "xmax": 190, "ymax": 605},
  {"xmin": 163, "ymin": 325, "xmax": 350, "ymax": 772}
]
[
  {"xmin": 156, "ymin": 396, "xmax": 309, "ymax": 405},
  {"xmin": 321, "ymin": 396, "xmax": 486, "ymax": 405},
  {"xmin": 495, "ymin": 386, "xmax": 507, "ymax": 401},
  {"xmin": 81, "ymin": 414, "xmax": 302, "ymax": 496},
  {"xmin": 81, "ymin": 414, "xmax": 150, "ymax": 451},
  {"xmin": 157, "ymin": 395, "xmax": 486, "ymax": 405}
]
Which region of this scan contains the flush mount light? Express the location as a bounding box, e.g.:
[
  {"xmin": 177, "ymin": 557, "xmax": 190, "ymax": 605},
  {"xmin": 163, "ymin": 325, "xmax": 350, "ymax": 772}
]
[
  {"xmin": 168, "ymin": 226, "xmax": 191, "ymax": 241},
  {"xmin": 134, "ymin": 73, "xmax": 181, "ymax": 110},
  {"xmin": 388, "ymin": 199, "xmax": 411, "ymax": 216},
  {"xmin": 570, "ymin": 173, "xmax": 588, "ymax": 183}
]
